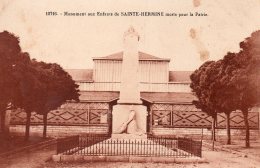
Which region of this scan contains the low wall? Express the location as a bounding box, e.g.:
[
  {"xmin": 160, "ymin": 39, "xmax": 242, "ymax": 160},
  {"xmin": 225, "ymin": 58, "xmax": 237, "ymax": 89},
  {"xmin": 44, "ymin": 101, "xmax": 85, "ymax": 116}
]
[
  {"xmin": 8, "ymin": 102, "xmax": 259, "ymax": 139},
  {"xmin": 151, "ymin": 104, "xmax": 259, "ymax": 130},
  {"xmin": 152, "ymin": 127, "xmax": 259, "ymax": 140},
  {"xmin": 10, "ymin": 125, "xmax": 109, "ymax": 137},
  {"xmin": 9, "ymin": 124, "xmax": 259, "ymax": 140},
  {"xmin": 9, "ymin": 101, "xmax": 111, "ymax": 137}
]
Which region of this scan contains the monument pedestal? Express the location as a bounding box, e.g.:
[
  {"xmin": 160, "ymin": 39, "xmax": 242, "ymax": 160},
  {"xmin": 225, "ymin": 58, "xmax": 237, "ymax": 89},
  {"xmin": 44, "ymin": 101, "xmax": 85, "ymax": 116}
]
[
  {"xmin": 112, "ymin": 104, "xmax": 147, "ymax": 136},
  {"xmin": 111, "ymin": 133, "xmax": 147, "ymax": 139},
  {"xmin": 111, "ymin": 27, "xmax": 148, "ymax": 139}
]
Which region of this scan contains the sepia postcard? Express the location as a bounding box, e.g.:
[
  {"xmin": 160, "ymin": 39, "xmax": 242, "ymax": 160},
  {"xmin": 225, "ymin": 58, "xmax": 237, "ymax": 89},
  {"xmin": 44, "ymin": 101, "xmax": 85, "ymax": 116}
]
[{"xmin": 0, "ymin": 0, "xmax": 260, "ymax": 168}]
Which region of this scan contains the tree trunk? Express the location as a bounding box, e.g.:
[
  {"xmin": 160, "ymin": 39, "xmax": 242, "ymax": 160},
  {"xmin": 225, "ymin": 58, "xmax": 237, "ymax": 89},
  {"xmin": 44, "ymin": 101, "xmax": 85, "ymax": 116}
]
[
  {"xmin": 211, "ymin": 116, "xmax": 216, "ymax": 141},
  {"xmin": 225, "ymin": 112, "xmax": 231, "ymax": 145},
  {"xmin": 242, "ymin": 108, "xmax": 250, "ymax": 148},
  {"xmin": 25, "ymin": 111, "xmax": 31, "ymax": 141},
  {"xmin": 0, "ymin": 110, "xmax": 6, "ymax": 134},
  {"xmin": 43, "ymin": 113, "xmax": 48, "ymax": 139},
  {"xmin": 211, "ymin": 116, "xmax": 216, "ymax": 151}
]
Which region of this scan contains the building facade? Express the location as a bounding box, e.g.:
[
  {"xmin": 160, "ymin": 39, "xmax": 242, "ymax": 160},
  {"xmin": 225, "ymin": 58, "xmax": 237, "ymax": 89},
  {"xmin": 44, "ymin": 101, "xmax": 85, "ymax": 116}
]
[{"xmin": 9, "ymin": 29, "xmax": 260, "ymax": 139}]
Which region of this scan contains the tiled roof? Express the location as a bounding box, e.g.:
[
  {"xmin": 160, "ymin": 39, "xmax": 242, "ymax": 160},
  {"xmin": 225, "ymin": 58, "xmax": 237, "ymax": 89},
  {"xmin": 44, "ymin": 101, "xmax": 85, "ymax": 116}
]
[
  {"xmin": 141, "ymin": 92, "xmax": 196, "ymax": 103},
  {"xmin": 66, "ymin": 69, "xmax": 93, "ymax": 81},
  {"xmin": 169, "ymin": 71, "xmax": 192, "ymax": 82},
  {"xmin": 78, "ymin": 91, "xmax": 196, "ymax": 103},
  {"xmin": 93, "ymin": 51, "xmax": 170, "ymax": 61},
  {"xmin": 79, "ymin": 91, "xmax": 119, "ymax": 102}
]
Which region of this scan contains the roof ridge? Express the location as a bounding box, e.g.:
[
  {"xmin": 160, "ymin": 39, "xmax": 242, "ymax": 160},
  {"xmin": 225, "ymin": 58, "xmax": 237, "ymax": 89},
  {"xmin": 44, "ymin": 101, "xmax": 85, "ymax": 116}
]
[
  {"xmin": 93, "ymin": 51, "xmax": 170, "ymax": 61},
  {"xmin": 65, "ymin": 68, "xmax": 93, "ymax": 70}
]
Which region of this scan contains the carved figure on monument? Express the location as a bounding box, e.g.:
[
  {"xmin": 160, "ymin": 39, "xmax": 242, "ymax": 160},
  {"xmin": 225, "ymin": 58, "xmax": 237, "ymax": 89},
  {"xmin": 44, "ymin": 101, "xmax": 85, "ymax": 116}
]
[{"xmin": 114, "ymin": 106, "xmax": 144, "ymax": 135}]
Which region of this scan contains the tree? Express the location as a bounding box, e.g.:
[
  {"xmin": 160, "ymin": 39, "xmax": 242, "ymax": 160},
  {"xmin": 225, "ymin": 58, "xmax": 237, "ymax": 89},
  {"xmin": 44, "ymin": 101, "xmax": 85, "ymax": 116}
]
[
  {"xmin": 214, "ymin": 52, "xmax": 241, "ymax": 145},
  {"xmin": 31, "ymin": 61, "xmax": 79, "ymax": 138},
  {"xmin": 1, "ymin": 31, "xmax": 80, "ymax": 141},
  {"xmin": 12, "ymin": 53, "xmax": 47, "ymax": 141},
  {"xmin": 192, "ymin": 30, "xmax": 260, "ymax": 148},
  {"xmin": 230, "ymin": 31, "xmax": 260, "ymax": 147},
  {"xmin": 191, "ymin": 55, "xmax": 240, "ymax": 145},
  {"xmin": 0, "ymin": 31, "xmax": 22, "ymax": 136},
  {"xmin": 190, "ymin": 61, "xmax": 219, "ymax": 141}
]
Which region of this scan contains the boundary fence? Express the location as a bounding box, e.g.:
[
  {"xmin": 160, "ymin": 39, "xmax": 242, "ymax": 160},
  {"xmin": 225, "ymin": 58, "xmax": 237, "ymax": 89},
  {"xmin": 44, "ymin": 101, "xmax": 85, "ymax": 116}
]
[{"xmin": 57, "ymin": 134, "xmax": 202, "ymax": 157}]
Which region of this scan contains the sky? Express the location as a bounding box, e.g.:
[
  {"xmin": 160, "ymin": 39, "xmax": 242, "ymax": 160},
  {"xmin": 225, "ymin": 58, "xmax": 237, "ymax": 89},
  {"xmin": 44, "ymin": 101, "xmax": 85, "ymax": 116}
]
[{"xmin": 0, "ymin": 0, "xmax": 260, "ymax": 71}]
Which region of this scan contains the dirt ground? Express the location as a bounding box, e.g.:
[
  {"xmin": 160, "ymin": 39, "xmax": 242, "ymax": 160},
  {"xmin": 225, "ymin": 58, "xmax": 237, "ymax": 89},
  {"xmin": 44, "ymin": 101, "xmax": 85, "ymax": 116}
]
[
  {"xmin": 1, "ymin": 137, "xmax": 260, "ymax": 168},
  {"xmin": 0, "ymin": 145, "xmax": 56, "ymax": 168},
  {"xmin": 43, "ymin": 138, "xmax": 260, "ymax": 168},
  {"xmin": 0, "ymin": 136, "xmax": 52, "ymax": 153}
]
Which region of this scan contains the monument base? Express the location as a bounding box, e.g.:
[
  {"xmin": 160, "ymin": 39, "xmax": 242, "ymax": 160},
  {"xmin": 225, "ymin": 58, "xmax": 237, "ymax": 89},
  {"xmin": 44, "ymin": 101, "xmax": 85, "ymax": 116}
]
[
  {"xmin": 111, "ymin": 133, "xmax": 147, "ymax": 139},
  {"xmin": 112, "ymin": 104, "xmax": 147, "ymax": 135}
]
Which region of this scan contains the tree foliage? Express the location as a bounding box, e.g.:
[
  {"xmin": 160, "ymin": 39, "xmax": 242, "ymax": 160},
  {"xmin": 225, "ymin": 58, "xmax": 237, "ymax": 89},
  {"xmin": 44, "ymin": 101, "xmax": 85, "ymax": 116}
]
[
  {"xmin": 190, "ymin": 61, "xmax": 216, "ymax": 115},
  {"xmin": 12, "ymin": 53, "xmax": 47, "ymax": 140},
  {"xmin": 230, "ymin": 31, "xmax": 260, "ymax": 147},
  {"xmin": 190, "ymin": 30, "xmax": 260, "ymax": 147},
  {"xmin": 33, "ymin": 61, "xmax": 79, "ymax": 114},
  {"xmin": 0, "ymin": 31, "xmax": 22, "ymax": 134},
  {"xmin": 31, "ymin": 61, "xmax": 79, "ymax": 138},
  {"xmin": 190, "ymin": 60, "xmax": 222, "ymax": 141},
  {"xmin": 0, "ymin": 30, "xmax": 79, "ymax": 140}
]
